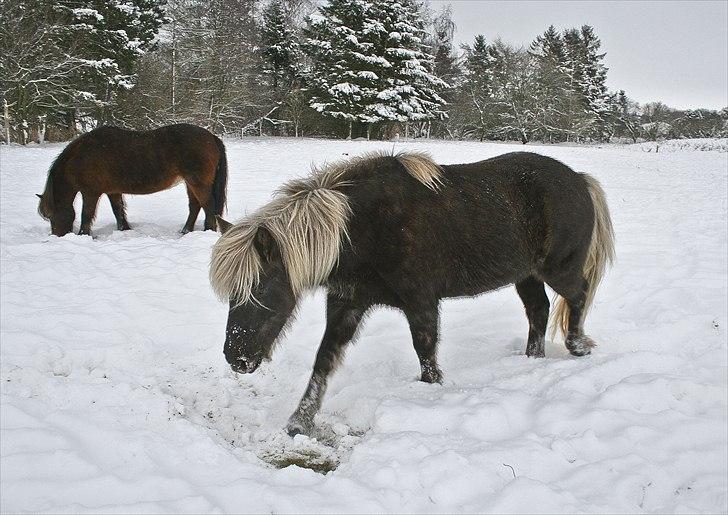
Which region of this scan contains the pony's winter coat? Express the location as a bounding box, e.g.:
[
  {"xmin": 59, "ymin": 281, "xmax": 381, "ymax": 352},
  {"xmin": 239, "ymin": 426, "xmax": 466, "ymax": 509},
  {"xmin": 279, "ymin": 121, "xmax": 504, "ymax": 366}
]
[{"xmin": 210, "ymin": 150, "xmax": 614, "ymax": 436}]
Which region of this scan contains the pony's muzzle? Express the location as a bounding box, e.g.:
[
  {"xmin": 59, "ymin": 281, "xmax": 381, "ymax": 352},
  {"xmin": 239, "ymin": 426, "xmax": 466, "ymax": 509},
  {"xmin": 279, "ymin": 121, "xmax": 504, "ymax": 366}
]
[{"xmin": 229, "ymin": 356, "xmax": 261, "ymax": 374}]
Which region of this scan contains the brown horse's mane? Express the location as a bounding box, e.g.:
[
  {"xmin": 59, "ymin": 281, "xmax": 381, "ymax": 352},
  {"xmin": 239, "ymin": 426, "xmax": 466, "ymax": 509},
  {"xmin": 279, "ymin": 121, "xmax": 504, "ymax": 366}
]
[{"xmin": 38, "ymin": 153, "xmax": 62, "ymax": 220}]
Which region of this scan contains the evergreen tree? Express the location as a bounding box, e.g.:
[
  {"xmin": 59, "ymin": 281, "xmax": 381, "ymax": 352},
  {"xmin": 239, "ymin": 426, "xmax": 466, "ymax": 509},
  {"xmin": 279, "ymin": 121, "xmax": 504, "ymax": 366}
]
[
  {"xmin": 63, "ymin": 0, "xmax": 166, "ymax": 123},
  {"xmin": 429, "ymin": 5, "xmax": 458, "ymax": 137},
  {"xmin": 302, "ymin": 0, "xmax": 447, "ymax": 138},
  {"xmin": 262, "ymin": 0, "xmax": 300, "ymax": 92},
  {"xmin": 369, "ymin": 0, "xmax": 448, "ymax": 128},
  {"xmin": 302, "ymin": 0, "xmax": 381, "ymax": 137},
  {"xmin": 529, "ymin": 25, "xmax": 570, "ymax": 140},
  {"xmin": 576, "ymin": 25, "xmax": 610, "ymax": 138},
  {"xmin": 457, "ymin": 34, "xmax": 497, "ymax": 140}
]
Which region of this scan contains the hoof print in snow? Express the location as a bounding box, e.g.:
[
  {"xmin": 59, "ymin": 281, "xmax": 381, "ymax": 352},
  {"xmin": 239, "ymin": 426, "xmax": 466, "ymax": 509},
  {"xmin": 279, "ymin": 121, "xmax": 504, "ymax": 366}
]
[{"xmin": 258, "ymin": 447, "xmax": 339, "ymax": 474}]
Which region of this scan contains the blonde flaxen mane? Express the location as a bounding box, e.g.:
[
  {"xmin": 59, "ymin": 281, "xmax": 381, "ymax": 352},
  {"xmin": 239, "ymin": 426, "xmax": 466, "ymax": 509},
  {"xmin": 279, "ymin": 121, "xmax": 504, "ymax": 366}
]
[{"xmin": 209, "ymin": 151, "xmax": 442, "ymax": 305}]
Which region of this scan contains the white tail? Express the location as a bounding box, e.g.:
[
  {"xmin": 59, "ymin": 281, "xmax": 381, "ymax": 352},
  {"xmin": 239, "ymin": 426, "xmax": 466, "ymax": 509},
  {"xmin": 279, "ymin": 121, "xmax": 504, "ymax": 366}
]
[{"xmin": 551, "ymin": 174, "xmax": 615, "ymax": 339}]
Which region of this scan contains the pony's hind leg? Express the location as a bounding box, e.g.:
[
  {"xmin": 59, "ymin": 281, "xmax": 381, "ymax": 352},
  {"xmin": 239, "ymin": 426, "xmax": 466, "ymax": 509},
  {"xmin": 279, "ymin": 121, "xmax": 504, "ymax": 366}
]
[
  {"xmin": 547, "ymin": 275, "xmax": 595, "ymax": 356},
  {"xmin": 79, "ymin": 192, "xmax": 101, "ymax": 236},
  {"xmin": 108, "ymin": 194, "xmax": 131, "ymax": 230},
  {"xmin": 181, "ymin": 185, "xmax": 201, "ymax": 234},
  {"xmin": 515, "ymin": 276, "xmax": 549, "ymax": 358},
  {"xmin": 403, "ymin": 304, "xmax": 443, "ymax": 383}
]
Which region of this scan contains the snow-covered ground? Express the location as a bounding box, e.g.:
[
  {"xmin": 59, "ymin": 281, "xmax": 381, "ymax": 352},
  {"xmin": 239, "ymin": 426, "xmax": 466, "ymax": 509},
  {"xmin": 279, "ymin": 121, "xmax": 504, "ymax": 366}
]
[{"xmin": 1, "ymin": 138, "xmax": 726, "ymax": 514}]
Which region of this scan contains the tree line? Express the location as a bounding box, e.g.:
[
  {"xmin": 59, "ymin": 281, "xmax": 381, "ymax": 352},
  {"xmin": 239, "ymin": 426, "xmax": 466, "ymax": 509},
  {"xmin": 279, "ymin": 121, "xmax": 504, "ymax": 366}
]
[{"xmin": 2, "ymin": 0, "xmax": 726, "ymax": 144}]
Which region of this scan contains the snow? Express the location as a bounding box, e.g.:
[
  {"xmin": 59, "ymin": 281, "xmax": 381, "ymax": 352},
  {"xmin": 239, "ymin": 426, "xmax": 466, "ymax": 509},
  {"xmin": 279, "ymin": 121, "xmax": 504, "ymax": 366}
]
[{"xmin": 1, "ymin": 138, "xmax": 727, "ymax": 513}]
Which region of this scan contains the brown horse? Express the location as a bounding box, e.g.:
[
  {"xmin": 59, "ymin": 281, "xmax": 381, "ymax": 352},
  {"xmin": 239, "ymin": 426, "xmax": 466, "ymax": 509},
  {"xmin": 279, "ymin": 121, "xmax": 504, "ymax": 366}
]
[{"xmin": 37, "ymin": 123, "xmax": 227, "ymax": 236}]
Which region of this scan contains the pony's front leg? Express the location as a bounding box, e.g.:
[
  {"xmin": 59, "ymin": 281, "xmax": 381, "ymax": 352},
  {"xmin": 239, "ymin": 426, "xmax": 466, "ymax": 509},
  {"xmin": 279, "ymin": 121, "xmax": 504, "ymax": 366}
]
[
  {"xmin": 79, "ymin": 192, "xmax": 101, "ymax": 236},
  {"xmin": 404, "ymin": 304, "xmax": 443, "ymax": 383},
  {"xmin": 286, "ymin": 295, "xmax": 369, "ymax": 436}
]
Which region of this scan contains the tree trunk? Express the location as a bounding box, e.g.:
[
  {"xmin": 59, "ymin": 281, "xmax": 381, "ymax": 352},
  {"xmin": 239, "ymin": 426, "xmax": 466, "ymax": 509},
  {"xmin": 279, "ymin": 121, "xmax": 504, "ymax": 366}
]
[
  {"xmin": 3, "ymin": 99, "xmax": 9, "ymax": 145},
  {"xmin": 37, "ymin": 118, "xmax": 46, "ymax": 144},
  {"xmin": 347, "ymin": 121, "xmax": 352, "ymax": 140},
  {"xmin": 171, "ymin": 19, "xmax": 177, "ymax": 116},
  {"xmin": 366, "ymin": 123, "xmax": 371, "ymax": 140}
]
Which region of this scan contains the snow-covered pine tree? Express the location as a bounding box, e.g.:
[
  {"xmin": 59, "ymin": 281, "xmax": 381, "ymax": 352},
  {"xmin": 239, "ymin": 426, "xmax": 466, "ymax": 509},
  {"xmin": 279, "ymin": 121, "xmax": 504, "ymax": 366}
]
[
  {"xmin": 302, "ymin": 0, "xmax": 382, "ymax": 138},
  {"xmin": 60, "ymin": 0, "xmax": 166, "ymax": 123},
  {"xmin": 369, "ymin": 0, "xmax": 448, "ymax": 135},
  {"xmin": 457, "ymin": 34, "xmax": 498, "ymax": 140},
  {"xmin": 562, "ymin": 25, "xmax": 610, "ymax": 140},
  {"xmin": 302, "ymin": 0, "xmax": 447, "ymax": 138},
  {"xmin": 529, "ymin": 25, "xmax": 570, "ymax": 141},
  {"xmin": 576, "ymin": 25, "xmax": 610, "ymax": 139},
  {"xmin": 262, "ymin": 0, "xmax": 300, "ymax": 93},
  {"xmin": 428, "ymin": 5, "xmax": 458, "ymax": 137}
]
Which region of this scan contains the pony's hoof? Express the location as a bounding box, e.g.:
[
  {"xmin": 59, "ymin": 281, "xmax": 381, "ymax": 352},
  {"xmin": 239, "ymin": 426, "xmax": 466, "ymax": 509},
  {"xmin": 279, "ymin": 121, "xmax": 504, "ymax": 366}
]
[
  {"xmin": 567, "ymin": 335, "xmax": 596, "ymax": 356},
  {"xmin": 420, "ymin": 363, "xmax": 443, "ymax": 384},
  {"xmin": 179, "ymin": 227, "xmax": 191, "ymax": 235},
  {"xmin": 286, "ymin": 418, "xmax": 313, "ymax": 437}
]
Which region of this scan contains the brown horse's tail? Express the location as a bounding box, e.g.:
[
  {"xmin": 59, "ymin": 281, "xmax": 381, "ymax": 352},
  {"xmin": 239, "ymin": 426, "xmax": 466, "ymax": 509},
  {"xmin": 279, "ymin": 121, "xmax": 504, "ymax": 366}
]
[
  {"xmin": 551, "ymin": 174, "xmax": 615, "ymax": 339},
  {"xmin": 211, "ymin": 136, "xmax": 228, "ymax": 216}
]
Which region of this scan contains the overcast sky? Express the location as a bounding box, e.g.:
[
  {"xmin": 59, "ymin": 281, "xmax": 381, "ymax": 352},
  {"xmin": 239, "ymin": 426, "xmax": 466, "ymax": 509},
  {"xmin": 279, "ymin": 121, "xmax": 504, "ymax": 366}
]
[{"xmin": 429, "ymin": 0, "xmax": 728, "ymax": 110}]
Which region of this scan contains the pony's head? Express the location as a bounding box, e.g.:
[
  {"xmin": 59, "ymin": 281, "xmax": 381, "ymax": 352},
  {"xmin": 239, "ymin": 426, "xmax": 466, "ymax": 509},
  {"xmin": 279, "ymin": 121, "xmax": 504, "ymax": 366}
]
[
  {"xmin": 37, "ymin": 191, "xmax": 74, "ymax": 236},
  {"xmin": 214, "ymin": 221, "xmax": 297, "ymax": 373},
  {"xmin": 210, "ymin": 163, "xmax": 352, "ymax": 374}
]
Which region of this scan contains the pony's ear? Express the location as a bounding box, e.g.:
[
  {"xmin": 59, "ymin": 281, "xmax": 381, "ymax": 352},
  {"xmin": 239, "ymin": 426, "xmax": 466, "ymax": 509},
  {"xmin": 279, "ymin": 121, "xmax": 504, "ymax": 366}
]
[
  {"xmin": 216, "ymin": 216, "xmax": 233, "ymax": 234},
  {"xmin": 36, "ymin": 194, "xmax": 43, "ymax": 199},
  {"xmin": 254, "ymin": 226, "xmax": 280, "ymax": 263}
]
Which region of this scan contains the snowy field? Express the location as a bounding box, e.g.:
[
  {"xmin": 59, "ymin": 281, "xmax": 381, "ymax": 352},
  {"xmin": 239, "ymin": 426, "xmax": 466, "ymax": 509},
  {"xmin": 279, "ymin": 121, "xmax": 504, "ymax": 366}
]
[{"xmin": 1, "ymin": 138, "xmax": 726, "ymax": 514}]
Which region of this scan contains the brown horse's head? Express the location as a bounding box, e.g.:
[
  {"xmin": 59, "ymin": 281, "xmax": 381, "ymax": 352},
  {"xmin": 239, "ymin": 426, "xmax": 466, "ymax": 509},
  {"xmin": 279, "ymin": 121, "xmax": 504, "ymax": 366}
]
[{"xmin": 37, "ymin": 191, "xmax": 74, "ymax": 236}]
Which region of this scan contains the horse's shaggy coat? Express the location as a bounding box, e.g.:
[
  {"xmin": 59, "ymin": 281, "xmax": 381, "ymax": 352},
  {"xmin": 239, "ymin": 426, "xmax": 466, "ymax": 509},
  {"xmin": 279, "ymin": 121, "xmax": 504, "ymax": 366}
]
[
  {"xmin": 210, "ymin": 151, "xmax": 614, "ymax": 436},
  {"xmin": 38, "ymin": 123, "xmax": 227, "ymax": 236},
  {"xmin": 210, "ymin": 151, "xmax": 442, "ymax": 306}
]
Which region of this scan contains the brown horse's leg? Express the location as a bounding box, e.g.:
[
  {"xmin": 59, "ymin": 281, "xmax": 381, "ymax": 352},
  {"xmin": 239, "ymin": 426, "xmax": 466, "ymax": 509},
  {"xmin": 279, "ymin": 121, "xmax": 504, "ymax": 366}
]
[
  {"xmin": 515, "ymin": 276, "xmax": 549, "ymax": 358},
  {"xmin": 201, "ymin": 201, "xmax": 216, "ymax": 231},
  {"xmin": 185, "ymin": 183, "xmax": 216, "ymax": 231},
  {"xmin": 78, "ymin": 192, "xmax": 101, "ymax": 236},
  {"xmin": 181, "ymin": 185, "xmax": 201, "ymax": 234},
  {"xmin": 108, "ymin": 194, "xmax": 131, "ymax": 231}
]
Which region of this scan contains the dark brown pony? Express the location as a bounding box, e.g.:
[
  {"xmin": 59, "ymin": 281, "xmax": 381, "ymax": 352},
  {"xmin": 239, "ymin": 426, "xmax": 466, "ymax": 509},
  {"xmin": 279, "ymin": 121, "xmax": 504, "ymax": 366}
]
[
  {"xmin": 38, "ymin": 123, "xmax": 227, "ymax": 236},
  {"xmin": 210, "ymin": 151, "xmax": 615, "ymax": 436}
]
